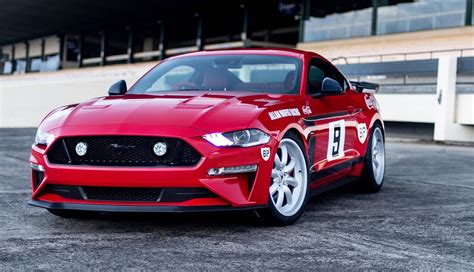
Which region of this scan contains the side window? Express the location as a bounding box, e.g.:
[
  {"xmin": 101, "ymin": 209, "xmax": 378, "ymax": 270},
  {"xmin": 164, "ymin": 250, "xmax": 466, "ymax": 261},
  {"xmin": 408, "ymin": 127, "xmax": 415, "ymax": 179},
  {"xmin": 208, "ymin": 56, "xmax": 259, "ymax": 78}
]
[
  {"xmin": 307, "ymin": 58, "xmax": 347, "ymax": 95},
  {"xmin": 329, "ymin": 66, "xmax": 348, "ymax": 90},
  {"xmin": 307, "ymin": 64, "xmax": 327, "ymax": 95}
]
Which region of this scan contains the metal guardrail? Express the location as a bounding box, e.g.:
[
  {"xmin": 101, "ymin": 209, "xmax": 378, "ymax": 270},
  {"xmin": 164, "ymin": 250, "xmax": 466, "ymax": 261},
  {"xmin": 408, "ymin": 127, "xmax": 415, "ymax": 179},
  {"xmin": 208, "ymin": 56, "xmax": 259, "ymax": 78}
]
[
  {"xmin": 332, "ymin": 48, "xmax": 474, "ymax": 65},
  {"xmin": 336, "ymin": 56, "xmax": 474, "ymax": 95},
  {"xmin": 337, "ymin": 59, "xmax": 438, "ymax": 76},
  {"xmin": 337, "ymin": 56, "xmax": 474, "ymax": 77}
]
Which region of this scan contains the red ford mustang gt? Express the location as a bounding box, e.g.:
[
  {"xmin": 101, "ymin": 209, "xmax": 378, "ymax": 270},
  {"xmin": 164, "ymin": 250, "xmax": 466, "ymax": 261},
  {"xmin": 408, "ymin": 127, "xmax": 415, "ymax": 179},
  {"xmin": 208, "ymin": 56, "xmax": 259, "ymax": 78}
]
[{"xmin": 29, "ymin": 48, "xmax": 385, "ymax": 225}]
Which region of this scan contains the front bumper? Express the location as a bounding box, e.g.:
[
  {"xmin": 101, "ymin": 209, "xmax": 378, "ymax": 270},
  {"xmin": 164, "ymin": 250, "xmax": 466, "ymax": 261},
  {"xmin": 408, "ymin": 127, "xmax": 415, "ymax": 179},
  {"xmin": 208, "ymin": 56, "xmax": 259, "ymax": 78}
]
[
  {"xmin": 29, "ymin": 200, "xmax": 266, "ymax": 213},
  {"xmin": 29, "ymin": 126, "xmax": 277, "ymax": 211}
]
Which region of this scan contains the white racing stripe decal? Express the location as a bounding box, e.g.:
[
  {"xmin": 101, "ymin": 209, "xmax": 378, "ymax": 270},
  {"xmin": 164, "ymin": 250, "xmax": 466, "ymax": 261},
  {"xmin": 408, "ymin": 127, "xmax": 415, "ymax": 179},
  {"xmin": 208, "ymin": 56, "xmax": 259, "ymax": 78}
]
[{"xmin": 269, "ymin": 108, "xmax": 301, "ymax": 120}]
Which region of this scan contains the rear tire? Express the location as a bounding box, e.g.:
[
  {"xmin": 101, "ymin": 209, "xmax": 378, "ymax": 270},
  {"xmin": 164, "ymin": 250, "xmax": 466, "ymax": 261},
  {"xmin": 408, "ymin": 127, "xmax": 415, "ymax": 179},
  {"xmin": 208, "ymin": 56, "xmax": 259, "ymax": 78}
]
[
  {"xmin": 256, "ymin": 132, "xmax": 310, "ymax": 226},
  {"xmin": 359, "ymin": 123, "xmax": 385, "ymax": 193}
]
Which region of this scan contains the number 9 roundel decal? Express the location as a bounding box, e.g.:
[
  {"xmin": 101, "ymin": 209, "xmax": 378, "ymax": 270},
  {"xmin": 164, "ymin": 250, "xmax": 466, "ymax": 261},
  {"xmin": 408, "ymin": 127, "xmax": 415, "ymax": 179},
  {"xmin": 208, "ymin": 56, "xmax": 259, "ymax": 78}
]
[{"xmin": 327, "ymin": 120, "xmax": 345, "ymax": 161}]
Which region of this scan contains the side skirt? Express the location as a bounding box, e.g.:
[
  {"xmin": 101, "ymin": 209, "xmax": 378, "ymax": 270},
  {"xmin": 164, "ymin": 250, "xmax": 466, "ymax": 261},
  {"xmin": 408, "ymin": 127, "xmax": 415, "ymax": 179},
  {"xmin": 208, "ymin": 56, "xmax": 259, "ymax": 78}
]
[
  {"xmin": 310, "ymin": 156, "xmax": 363, "ymax": 181},
  {"xmin": 308, "ymin": 156, "xmax": 364, "ymax": 196},
  {"xmin": 310, "ymin": 176, "xmax": 359, "ymax": 197}
]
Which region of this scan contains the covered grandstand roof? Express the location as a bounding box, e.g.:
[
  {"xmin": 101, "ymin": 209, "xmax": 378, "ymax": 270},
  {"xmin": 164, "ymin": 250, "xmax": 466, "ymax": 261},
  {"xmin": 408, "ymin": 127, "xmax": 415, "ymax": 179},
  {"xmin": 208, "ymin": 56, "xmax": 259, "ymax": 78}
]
[{"xmin": 0, "ymin": 0, "xmax": 299, "ymax": 46}]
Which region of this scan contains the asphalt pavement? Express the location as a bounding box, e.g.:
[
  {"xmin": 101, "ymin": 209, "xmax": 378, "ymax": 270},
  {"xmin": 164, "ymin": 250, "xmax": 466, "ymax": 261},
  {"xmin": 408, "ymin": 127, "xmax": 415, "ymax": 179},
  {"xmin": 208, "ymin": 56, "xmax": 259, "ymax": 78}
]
[{"xmin": 0, "ymin": 128, "xmax": 473, "ymax": 270}]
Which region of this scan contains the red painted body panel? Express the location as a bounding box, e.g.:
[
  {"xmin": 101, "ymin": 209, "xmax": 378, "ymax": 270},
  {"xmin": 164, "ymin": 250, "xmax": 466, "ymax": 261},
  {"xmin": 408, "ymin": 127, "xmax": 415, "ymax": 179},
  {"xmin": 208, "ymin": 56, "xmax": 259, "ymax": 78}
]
[{"xmin": 30, "ymin": 48, "xmax": 383, "ymax": 211}]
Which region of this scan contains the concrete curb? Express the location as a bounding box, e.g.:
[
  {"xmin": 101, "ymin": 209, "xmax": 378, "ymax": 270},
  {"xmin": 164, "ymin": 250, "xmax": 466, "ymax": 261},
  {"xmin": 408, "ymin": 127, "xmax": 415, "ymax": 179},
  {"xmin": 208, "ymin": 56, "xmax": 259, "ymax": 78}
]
[{"xmin": 386, "ymin": 137, "xmax": 474, "ymax": 147}]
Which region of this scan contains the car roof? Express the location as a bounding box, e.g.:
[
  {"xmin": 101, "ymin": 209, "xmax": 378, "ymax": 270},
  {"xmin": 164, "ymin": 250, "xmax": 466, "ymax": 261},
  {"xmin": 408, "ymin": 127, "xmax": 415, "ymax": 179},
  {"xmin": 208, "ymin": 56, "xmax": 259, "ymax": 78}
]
[{"xmin": 168, "ymin": 48, "xmax": 317, "ymax": 60}]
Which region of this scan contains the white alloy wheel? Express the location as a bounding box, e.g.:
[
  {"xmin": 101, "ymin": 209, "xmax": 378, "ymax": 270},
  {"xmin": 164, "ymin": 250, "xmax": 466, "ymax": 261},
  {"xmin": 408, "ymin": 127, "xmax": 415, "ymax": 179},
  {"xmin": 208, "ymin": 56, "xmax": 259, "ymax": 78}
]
[
  {"xmin": 371, "ymin": 127, "xmax": 385, "ymax": 185},
  {"xmin": 270, "ymin": 138, "xmax": 308, "ymax": 217}
]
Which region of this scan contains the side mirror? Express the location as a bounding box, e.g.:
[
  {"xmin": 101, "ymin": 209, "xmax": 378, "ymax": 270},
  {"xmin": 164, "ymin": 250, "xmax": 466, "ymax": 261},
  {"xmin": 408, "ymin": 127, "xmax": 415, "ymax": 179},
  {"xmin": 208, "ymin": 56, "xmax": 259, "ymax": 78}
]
[
  {"xmin": 108, "ymin": 80, "xmax": 127, "ymax": 96},
  {"xmin": 321, "ymin": 77, "xmax": 343, "ymax": 95}
]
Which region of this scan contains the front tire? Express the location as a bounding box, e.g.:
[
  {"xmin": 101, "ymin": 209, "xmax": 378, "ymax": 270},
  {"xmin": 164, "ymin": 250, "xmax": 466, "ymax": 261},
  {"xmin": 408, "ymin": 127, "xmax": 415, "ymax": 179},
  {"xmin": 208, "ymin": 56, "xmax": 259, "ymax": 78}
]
[
  {"xmin": 257, "ymin": 132, "xmax": 310, "ymax": 226},
  {"xmin": 359, "ymin": 123, "xmax": 385, "ymax": 193}
]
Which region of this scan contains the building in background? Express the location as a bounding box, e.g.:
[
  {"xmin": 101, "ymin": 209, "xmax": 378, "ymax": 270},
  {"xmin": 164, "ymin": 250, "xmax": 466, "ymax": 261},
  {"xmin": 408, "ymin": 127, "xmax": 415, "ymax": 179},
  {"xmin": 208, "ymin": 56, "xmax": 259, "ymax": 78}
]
[{"xmin": 0, "ymin": 0, "xmax": 473, "ymax": 142}]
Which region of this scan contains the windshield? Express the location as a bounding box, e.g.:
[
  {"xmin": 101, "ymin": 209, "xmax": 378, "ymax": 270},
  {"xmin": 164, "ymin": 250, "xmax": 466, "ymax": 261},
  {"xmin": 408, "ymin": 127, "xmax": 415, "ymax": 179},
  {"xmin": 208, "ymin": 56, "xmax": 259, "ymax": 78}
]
[{"xmin": 128, "ymin": 54, "xmax": 302, "ymax": 95}]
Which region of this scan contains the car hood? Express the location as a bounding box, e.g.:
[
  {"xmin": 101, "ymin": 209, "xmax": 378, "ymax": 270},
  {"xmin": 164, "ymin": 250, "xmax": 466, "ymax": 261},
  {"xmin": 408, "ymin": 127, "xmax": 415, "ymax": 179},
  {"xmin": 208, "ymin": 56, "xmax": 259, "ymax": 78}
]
[{"xmin": 42, "ymin": 92, "xmax": 295, "ymax": 133}]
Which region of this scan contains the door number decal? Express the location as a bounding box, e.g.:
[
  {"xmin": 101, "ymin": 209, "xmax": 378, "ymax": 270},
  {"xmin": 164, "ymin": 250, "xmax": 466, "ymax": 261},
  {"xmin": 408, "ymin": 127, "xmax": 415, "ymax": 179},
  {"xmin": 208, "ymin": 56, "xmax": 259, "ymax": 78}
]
[{"xmin": 327, "ymin": 120, "xmax": 345, "ymax": 161}]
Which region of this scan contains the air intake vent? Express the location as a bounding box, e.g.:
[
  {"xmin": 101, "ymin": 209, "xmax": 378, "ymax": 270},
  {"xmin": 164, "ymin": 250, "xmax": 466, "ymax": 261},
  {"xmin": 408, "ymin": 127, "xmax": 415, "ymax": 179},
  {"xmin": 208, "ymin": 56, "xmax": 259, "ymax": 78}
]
[
  {"xmin": 83, "ymin": 187, "xmax": 162, "ymax": 202},
  {"xmin": 43, "ymin": 185, "xmax": 216, "ymax": 203}
]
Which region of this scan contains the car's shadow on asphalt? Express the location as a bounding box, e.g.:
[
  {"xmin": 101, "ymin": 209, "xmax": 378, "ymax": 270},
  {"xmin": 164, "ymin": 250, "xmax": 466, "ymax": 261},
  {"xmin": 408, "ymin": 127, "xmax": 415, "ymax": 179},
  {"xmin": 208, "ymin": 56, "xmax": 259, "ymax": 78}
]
[
  {"xmin": 76, "ymin": 210, "xmax": 260, "ymax": 226},
  {"xmin": 45, "ymin": 183, "xmax": 365, "ymax": 230}
]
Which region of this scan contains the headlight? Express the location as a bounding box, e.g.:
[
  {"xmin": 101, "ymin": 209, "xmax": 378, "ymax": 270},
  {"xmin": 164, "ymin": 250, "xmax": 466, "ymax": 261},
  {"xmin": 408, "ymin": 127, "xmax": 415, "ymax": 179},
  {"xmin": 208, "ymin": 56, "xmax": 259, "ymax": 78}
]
[
  {"xmin": 203, "ymin": 129, "xmax": 270, "ymax": 147},
  {"xmin": 34, "ymin": 128, "xmax": 55, "ymax": 146}
]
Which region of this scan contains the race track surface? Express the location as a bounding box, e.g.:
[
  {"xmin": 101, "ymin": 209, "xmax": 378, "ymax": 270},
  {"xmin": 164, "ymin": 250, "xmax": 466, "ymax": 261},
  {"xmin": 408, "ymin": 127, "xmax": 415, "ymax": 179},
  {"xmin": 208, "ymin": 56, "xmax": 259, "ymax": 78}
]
[{"xmin": 0, "ymin": 128, "xmax": 473, "ymax": 270}]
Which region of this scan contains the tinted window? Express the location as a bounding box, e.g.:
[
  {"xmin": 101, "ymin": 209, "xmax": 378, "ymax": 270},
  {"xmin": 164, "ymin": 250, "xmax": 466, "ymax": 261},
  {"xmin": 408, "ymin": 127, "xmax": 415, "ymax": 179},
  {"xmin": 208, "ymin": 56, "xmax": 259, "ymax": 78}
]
[
  {"xmin": 307, "ymin": 65, "xmax": 326, "ymax": 94},
  {"xmin": 129, "ymin": 55, "xmax": 302, "ymax": 95},
  {"xmin": 307, "ymin": 58, "xmax": 346, "ymax": 95}
]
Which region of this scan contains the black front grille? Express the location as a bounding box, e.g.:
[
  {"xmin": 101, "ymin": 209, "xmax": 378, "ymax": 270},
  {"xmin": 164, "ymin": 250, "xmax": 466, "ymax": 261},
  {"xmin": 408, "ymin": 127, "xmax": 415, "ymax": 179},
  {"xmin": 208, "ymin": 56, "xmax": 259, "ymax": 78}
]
[
  {"xmin": 43, "ymin": 185, "xmax": 216, "ymax": 202},
  {"xmin": 47, "ymin": 136, "xmax": 201, "ymax": 167}
]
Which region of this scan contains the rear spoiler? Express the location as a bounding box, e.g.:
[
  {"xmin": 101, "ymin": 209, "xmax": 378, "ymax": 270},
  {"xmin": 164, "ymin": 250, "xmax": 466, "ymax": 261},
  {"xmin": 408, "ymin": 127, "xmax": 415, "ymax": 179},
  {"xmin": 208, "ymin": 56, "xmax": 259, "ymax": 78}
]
[{"xmin": 350, "ymin": 81, "xmax": 380, "ymax": 93}]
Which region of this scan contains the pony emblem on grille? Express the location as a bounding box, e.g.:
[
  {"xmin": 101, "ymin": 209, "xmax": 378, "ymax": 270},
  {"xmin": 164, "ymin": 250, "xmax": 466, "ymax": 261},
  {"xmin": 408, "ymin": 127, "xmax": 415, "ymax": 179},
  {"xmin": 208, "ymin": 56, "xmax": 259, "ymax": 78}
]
[{"xmin": 108, "ymin": 144, "xmax": 136, "ymax": 155}]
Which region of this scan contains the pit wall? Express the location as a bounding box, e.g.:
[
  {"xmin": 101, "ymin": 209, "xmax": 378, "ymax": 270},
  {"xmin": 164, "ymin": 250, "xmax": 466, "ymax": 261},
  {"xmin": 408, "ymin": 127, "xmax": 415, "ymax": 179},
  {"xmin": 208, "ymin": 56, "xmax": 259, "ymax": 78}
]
[{"xmin": 0, "ymin": 62, "xmax": 155, "ymax": 128}]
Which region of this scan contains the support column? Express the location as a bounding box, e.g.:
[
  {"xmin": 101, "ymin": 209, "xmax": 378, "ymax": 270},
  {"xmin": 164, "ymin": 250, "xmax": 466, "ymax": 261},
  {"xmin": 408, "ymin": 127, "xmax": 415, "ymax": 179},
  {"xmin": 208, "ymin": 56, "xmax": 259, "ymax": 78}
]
[
  {"xmin": 10, "ymin": 44, "xmax": 15, "ymax": 73},
  {"xmin": 466, "ymin": 0, "xmax": 473, "ymax": 26},
  {"xmin": 158, "ymin": 21, "xmax": 165, "ymax": 60},
  {"xmin": 24, "ymin": 41, "xmax": 30, "ymax": 73},
  {"xmin": 371, "ymin": 0, "xmax": 378, "ymax": 36},
  {"xmin": 298, "ymin": 0, "xmax": 310, "ymax": 43},
  {"xmin": 41, "ymin": 39, "xmax": 45, "ymax": 61},
  {"xmin": 127, "ymin": 27, "xmax": 134, "ymax": 63},
  {"xmin": 59, "ymin": 34, "xmax": 65, "ymax": 69},
  {"xmin": 100, "ymin": 31, "xmax": 106, "ymax": 66},
  {"xmin": 264, "ymin": 29, "xmax": 270, "ymax": 43},
  {"xmin": 434, "ymin": 56, "xmax": 474, "ymax": 142},
  {"xmin": 241, "ymin": 4, "xmax": 250, "ymax": 47},
  {"xmin": 196, "ymin": 14, "xmax": 204, "ymax": 51},
  {"xmin": 77, "ymin": 33, "xmax": 83, "ymax": 68}
]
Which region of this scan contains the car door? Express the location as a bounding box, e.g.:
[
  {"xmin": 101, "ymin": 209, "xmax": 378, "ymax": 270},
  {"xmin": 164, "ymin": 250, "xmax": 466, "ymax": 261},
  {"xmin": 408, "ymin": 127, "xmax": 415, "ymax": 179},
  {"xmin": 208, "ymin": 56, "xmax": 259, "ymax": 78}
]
[{"xmin": 303, "ymin": 58, "xmax": 357, "ymax": 185}]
